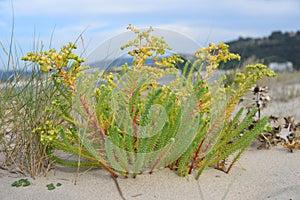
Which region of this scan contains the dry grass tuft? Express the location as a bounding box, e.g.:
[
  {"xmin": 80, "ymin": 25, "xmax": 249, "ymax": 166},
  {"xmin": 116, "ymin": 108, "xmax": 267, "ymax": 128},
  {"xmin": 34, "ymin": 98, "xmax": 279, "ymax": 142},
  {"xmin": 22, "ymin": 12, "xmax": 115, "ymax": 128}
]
[{"xmin": 0, "ymin": 66, "xmax": 58, "ymax": 178}]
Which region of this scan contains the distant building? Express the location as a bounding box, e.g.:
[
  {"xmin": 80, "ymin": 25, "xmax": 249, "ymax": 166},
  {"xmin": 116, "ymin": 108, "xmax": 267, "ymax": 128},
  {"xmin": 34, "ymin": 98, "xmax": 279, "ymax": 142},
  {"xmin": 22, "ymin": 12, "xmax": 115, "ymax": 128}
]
[{"xmin": 269, "ymin": 62, "xmax": 293, "ymax": 72}]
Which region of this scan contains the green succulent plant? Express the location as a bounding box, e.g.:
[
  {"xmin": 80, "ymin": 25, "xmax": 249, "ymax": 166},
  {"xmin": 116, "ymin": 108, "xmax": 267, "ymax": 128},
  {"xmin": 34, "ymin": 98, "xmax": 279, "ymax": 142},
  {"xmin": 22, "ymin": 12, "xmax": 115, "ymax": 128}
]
[{"xmin": 22, "ymin": 25, "xmax": 276, "ymax": 179}]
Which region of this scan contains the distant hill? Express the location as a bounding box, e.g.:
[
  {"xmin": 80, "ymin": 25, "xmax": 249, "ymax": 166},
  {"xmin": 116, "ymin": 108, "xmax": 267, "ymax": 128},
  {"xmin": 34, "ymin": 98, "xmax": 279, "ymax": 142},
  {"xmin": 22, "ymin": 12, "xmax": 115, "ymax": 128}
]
[
  {"xmin": 0, "ymin": 70, "xmax": 37, "ymax": 82},
  {"xmin": 225, "ymin": 31, "xmax": 300, "ymax": 70},
  {"xmin": 0, "ymin": 70, "xmax": 22, "ymax": 82}
]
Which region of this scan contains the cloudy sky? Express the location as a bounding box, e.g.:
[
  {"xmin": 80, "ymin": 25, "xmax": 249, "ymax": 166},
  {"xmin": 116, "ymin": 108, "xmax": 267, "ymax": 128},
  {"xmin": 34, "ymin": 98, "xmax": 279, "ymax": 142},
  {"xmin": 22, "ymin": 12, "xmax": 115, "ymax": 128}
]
[{"xmin": 0, "ymin": 0, "xmax": 299, "ymax": 62}]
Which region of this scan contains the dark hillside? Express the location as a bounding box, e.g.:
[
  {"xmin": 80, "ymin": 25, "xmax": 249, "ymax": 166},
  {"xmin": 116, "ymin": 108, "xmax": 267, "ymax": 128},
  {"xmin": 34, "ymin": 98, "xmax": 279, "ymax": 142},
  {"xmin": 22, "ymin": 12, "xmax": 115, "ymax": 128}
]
[{"xmin": 226, "ymin": 31, "xmax": 300, "ymax": 70}]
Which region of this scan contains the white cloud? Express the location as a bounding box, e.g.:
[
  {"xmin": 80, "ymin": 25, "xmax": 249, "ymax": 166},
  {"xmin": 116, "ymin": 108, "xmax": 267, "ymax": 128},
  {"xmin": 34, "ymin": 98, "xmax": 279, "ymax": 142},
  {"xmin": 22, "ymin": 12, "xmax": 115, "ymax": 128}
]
[
  {"xmin": 0, "ymin": 0, "xmax": 299, "ymax": 63},
  {"xmin": 8, "ymin": 0, "xmax": 158, "ymax": 16},
  {"xmin": 235, "ymin": 0, "xmax": 299, "ymax": 19},
  {"xmin": 1, "ymin": 0, "xmax": 299, "ymax": 18},
  {"xmin": 154, "ymin": 22, "xmax": 276, "ymax": 45}
]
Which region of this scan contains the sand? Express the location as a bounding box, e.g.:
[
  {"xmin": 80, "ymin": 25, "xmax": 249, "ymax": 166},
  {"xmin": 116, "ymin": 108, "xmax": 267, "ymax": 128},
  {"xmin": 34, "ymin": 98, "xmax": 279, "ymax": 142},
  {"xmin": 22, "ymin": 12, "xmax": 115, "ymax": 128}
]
[{"xmin": 1, "ymin": 142, "xmax": 300, "ymax": 200}]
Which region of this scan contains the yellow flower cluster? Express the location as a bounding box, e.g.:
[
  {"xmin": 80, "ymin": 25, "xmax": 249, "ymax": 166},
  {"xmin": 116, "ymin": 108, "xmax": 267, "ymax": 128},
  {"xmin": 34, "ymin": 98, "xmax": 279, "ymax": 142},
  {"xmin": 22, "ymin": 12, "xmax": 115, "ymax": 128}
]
[
  {"xmin": 195, "ymin": 43, "xmax": 240, "ymax": 73},
  {"xmin": 32, "ymin": 121, "xmax": 60, "ymax": 145},
  {"xmin": 234, "ymin": 64, "xmax": 277, "ymax": 86},
  {"xmin": 121, "ymin": 25, "xmax": 181, "ymax": 70},
  {"xmin": 103, "ymin": 73, "xmax": 116, "ymax": 89},
  {"xmin": 22, "ymin": 42, "xmax": 88, "ymax": 91}
]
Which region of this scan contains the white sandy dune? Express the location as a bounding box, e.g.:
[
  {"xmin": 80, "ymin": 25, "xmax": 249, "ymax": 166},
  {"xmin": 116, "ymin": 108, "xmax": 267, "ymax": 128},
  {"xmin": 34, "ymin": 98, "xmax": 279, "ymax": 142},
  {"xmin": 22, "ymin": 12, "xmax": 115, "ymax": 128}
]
[{"xmin": 1, "ymin": 142, "xmax": 300, "ymax": 200}]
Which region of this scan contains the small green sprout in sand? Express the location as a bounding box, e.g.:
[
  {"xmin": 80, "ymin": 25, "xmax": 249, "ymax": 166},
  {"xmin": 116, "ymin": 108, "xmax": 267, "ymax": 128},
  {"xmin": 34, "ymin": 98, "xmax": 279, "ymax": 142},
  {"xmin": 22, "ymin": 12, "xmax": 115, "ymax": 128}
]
[
  {"xmin": 11, "ymin": 179, "xmax": 31, "ymax": 187},
  {"xmin": 46, "ymin": 182, "xmax": 62, "ymax": 190}
]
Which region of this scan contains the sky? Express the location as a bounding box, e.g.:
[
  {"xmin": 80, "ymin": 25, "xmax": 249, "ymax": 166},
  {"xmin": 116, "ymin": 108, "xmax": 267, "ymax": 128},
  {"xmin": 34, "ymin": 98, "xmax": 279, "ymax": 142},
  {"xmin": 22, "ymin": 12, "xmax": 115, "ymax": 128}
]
[{"xmin": 0, "ymin": 0, "xmax": 299, "ymax": 66}]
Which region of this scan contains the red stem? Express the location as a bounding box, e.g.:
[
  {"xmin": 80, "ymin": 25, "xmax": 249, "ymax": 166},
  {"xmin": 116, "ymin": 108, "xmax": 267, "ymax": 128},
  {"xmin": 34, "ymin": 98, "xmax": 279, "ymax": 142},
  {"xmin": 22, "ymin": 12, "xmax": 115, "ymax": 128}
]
[
  {"xmin": 132, "ymin": 106, "xmax": 138, "ymax": 138},
  {"xmin": 80, "ymin": 96, "xmax": 105, "ymax": 141},
  {"xmin": 189, "ymin": 138, "xmax": 205, "ymax": 174}
]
